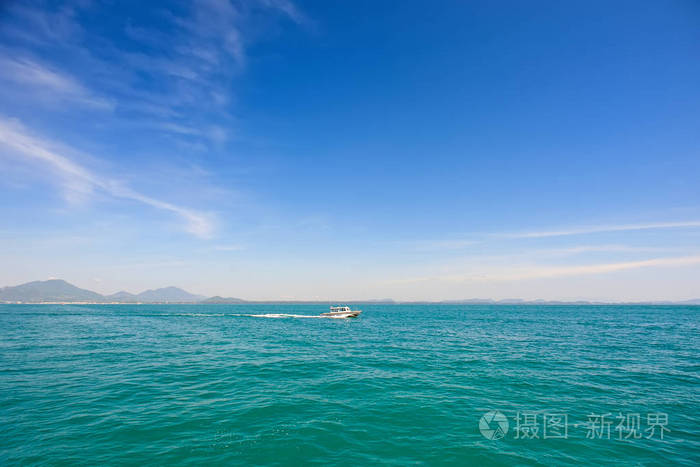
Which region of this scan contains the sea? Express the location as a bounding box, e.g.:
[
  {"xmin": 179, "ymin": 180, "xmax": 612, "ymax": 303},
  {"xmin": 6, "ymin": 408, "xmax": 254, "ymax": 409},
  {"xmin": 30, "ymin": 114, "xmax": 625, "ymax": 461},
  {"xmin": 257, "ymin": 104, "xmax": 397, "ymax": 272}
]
[{"xmin": 1, "ymin": 304, "xmax": 698, "ymax": 465}]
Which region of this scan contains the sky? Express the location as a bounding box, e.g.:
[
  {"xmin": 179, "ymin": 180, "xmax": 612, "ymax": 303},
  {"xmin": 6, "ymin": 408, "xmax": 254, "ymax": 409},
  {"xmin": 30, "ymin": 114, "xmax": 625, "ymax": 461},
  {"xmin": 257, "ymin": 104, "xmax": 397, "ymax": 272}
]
[{"xmin": 0, "ymin": 0, "xmax": 699, "ymax": 301}]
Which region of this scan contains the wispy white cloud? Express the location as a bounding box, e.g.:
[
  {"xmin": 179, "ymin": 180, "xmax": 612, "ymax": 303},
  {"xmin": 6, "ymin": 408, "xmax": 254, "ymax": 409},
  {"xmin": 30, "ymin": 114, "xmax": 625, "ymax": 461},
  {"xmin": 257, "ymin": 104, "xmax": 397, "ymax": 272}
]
[
  {"xmin": 507, "ymin": 244, "xmax": 672, "ymax": 258},
  {"xmin": 0, "ymin": 118, "xmax": 214, "ymax": 238},
  {"xmin": 0, "ymin": 56, "xmax": 113, "ymax": 110},
  {"xmin": 444, "ymin": 245, "xmax": 675, "ymax": 266},
  {"xmin": 0, "ymin": 1, "xmax": 84, "ymax": 44},
  {"xmin": 387, "ymin": 255, "xmax": 700, "ymax": 284},
  {"xmin": 402, "ymin": 220, "xmax": 700, "ymax": 253},
  {"xmin": 258, "ymin": 0, "xmax": 310, "ymax": 25},
  {"xmin": 502, "ymin": 221, "xmax": 700, "ymax": 239}
]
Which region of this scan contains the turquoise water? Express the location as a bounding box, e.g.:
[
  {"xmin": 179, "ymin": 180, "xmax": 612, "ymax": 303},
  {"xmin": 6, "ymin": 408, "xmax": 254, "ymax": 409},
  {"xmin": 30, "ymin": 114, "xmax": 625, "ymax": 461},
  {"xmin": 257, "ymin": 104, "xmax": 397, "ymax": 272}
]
[{"xmin": 1, "ymin": 304, "xmax": 698, "ymax": 465}]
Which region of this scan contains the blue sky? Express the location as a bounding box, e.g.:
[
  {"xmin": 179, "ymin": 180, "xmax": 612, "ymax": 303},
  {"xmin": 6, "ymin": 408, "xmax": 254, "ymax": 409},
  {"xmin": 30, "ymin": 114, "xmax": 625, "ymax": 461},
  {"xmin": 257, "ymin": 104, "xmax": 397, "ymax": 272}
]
[{"xmin": 1, "ymin": 0, "xmax": 699, "ymax": 300}]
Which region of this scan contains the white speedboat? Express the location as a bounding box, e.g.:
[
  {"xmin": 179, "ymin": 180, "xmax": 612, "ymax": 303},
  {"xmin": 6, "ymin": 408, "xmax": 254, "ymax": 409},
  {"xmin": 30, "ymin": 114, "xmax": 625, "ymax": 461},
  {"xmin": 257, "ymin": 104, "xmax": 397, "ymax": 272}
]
[{"xmin": 321, "ymin": 306, "xmax": 362, "ymax": 318}]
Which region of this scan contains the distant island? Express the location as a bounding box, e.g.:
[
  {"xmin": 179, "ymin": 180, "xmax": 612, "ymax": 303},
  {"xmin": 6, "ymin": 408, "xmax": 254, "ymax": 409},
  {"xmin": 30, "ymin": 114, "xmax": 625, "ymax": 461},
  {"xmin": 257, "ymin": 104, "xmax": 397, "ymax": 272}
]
[{"xmin": 0, "ymin": 279, "xmax": 699, "ymax": 305}]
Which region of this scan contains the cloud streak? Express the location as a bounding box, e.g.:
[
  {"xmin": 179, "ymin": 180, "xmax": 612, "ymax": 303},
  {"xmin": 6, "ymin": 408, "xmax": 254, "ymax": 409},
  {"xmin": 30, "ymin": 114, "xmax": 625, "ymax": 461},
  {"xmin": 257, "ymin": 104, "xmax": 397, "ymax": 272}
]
[
  {"xmin": 258, "ymin": 0, "xmax": 310, "ymax": 26},
  {"xmin": 0, "ymin": 56, "xmax": 114, "ymax": 110},
  {"xmin": 387, "ymin": 255, "xmax": 700, "ymax": 284},
  {"xmin": 0, "ymin": 118, "xmax": 214, "ymax": 238},
  {"xmin": 402, "ymin": 220, "xmax": 700, "ymax": 253},
  {"xmin": 503, "ymin": 221, "xmax": 700, "ymax": 239},
  {"xmin": 482, "ymin": 255, "xmax": 700, "ymax": 281}
]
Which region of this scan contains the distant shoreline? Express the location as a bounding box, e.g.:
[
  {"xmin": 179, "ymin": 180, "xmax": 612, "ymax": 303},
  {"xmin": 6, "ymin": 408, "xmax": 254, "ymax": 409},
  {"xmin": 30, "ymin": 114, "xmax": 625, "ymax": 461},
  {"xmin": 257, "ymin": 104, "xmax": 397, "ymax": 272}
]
[{"xmin": 2, "ymin": 279, "xmax": 699, "ymax": 306}]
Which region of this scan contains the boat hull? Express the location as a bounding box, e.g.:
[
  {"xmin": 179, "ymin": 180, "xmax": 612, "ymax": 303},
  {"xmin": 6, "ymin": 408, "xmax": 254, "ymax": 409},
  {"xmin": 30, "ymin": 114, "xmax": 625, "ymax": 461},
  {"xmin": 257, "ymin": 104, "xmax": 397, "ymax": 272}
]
[{"xmin": 320, "ymin": 311, "xmax": 362, "ymax": 318}]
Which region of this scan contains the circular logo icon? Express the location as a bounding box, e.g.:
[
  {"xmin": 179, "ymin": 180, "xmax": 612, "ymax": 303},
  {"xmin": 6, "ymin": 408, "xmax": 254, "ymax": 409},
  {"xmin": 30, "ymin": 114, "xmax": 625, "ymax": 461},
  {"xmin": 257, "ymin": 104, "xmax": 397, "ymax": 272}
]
[{"xmin": 479, "ymin": 410, "xmax": 509, "ymax": 440}]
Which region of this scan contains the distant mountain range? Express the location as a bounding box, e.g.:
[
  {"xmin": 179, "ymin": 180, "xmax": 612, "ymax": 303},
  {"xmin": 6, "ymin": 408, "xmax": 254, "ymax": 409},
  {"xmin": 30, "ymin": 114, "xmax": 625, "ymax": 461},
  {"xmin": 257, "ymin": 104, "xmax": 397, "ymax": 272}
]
[
  {"xmin": 0, "ymin": 279, "xmax": 698, "ymax": 305},
  {"xmin": 0, "ymin": 280, "xmax": 105, "ymax": 303},
  {"xmin": 0, "ymin": 280, "xmax": 219, "ymax": 304}
]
